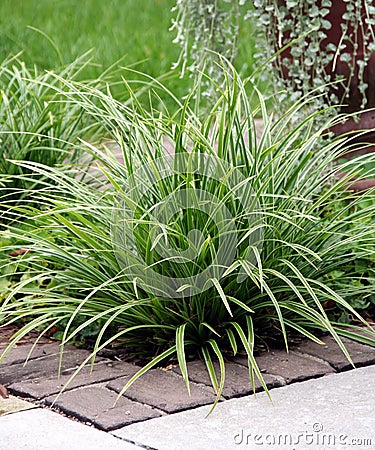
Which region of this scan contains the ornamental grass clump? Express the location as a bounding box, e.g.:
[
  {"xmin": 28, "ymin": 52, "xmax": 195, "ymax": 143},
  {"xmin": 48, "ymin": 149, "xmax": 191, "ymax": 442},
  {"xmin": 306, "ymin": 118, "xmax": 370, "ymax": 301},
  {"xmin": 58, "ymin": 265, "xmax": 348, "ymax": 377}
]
[
  {"xmin": 0, "ymin": 54, "xmax": 101, "ymax": 217},
  {"xmin": 1, "ymin": 67, "xmax": 375, "ymax": 410}
]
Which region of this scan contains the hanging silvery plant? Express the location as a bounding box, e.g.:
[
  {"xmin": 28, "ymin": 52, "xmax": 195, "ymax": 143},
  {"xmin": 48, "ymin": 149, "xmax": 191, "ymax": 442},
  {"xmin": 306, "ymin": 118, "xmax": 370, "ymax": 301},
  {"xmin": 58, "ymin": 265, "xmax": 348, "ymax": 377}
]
[
  {"xmin": 250, "ymin": 0, "xmax": 375, "ymax": 112},
  {"xmin": 170, "ymin": 0, "xmax": 244, "ymax": 95},
  {"xmin": 171, "ymin": 0, "xmax": 375, "ymax": 114}
]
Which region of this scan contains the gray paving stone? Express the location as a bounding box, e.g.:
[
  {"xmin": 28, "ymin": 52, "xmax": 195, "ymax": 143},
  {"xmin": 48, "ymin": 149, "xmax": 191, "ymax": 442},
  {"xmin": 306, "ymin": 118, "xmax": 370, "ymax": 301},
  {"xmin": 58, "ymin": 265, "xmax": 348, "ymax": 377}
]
[
  {"xmin": 46, "ymin": 385, "xmax": 161, "ymax": 431},
  {"xmin": 9, "ymin": 360, "xmax": 141, "ymax": 400},
  {"xmin": 112, "ymin": 365, "xmax": 375, "ymax": 450},
  {"xmin": 293, "ymin": 334, "xmax": 375, "ymax": 371},
  {"xmin": 173, "ymin": 360, "xmax": 283, "ymax": 398},
  {"xmin": 0, "ymin": 342, "xmax": 64, "ymax": 366},
  {"xmin": 235, "ymin": 349, "xmax": 335, "ymax": 383},
  {"xmin": 0, "ymin": 408, "xmax": 138, "ymax": 449},
  {"xmin": 107, "ymin": 368, "xmax": 216, "ymax": 413},
  {"xmin": 0, "ymin": 347, "xmax": 93, "ymax": 386}
]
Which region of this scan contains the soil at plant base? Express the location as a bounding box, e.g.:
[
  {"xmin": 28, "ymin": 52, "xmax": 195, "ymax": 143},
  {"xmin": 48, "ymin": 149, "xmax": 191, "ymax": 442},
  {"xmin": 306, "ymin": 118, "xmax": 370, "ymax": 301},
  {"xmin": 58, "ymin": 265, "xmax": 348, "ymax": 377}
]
[
  {"xmin": 357, "ymin": 305, "xmax": 375, "ymax": 326},
  {"xmin": 0, "ymin": 324, "xmax": 56, "ymax": 349}
]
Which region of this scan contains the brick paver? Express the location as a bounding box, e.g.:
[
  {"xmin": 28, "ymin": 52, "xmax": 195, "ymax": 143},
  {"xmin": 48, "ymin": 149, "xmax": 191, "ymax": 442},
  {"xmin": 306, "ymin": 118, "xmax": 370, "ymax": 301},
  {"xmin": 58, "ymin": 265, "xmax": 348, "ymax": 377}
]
[
  {"xmin": 172, "ymin": 360, "xmax": 283, "ymax": 398},
  {"xmin": 293, "ymin": 335, "xmax": 375, "ymax": 371},
  {"xmin": 0, "ymin": 347, "xmax": 93, "ymax": 386},
  {"xmin": 1, "ymin": 342, "xmax": 66, "ymax": 366},
  {"xmin": 45, "ymin": 385, "xmax": 161, "ymax": 431},
  {"xmin": 107, "ymin": 368, "xmax": 216, "ymax": 413},
  {"xmin": 9, "ymin": 360, "xmax": 141, "ymax": 400},
  {"xmin": 234, "ymin": 350, "xmax": 335, "ymax": 383}
]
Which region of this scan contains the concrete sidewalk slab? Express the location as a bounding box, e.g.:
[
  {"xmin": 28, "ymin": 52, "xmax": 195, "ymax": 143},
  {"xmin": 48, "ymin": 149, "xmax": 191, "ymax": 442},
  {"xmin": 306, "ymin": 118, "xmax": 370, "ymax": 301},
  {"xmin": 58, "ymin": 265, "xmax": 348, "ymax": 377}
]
[
  {"xmin": 0, "ymin": 408, "xmax": 139, "ymax": 450},
  {"xmin": 112, "ymin": 365, "xmax": 375, "ymax": 450}
]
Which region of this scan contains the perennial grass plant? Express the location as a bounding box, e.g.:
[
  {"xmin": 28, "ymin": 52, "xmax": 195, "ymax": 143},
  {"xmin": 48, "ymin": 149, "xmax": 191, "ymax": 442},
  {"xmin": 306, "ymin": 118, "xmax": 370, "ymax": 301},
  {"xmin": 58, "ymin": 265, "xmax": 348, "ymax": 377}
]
[
  {"xmin": 0, "ymin": 54, "xmax": 103, "ymax": 216},
  {"xmin": 1, "ymin": 66, "xmax": 375, "ymax": 409}
]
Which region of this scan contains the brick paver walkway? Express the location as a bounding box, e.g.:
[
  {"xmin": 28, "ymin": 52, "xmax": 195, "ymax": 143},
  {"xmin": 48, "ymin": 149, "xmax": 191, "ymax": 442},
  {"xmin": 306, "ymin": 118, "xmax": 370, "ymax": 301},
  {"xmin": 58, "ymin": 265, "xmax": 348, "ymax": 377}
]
[{"xmin": 1, "ymin": 331, "xmax": 375, "ymax": 432}]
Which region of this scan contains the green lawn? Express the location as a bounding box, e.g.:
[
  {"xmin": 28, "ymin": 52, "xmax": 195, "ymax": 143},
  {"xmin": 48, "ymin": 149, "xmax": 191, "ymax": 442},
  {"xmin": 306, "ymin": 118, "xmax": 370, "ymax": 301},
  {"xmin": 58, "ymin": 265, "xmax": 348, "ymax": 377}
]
[
  {"xmin": 0, "ymin": 0, "xmax": 176, "ymax": 75},
  {"xmin": 0, "ymin": 0, "xmax": 258, "ymax": 101}
]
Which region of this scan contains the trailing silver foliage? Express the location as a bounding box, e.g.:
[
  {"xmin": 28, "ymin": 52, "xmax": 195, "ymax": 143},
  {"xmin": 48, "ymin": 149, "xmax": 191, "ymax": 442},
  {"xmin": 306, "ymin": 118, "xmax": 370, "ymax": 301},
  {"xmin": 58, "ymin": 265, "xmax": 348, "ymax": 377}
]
[
  {"xmin": 170, "ymin": 0, "xmax": 244, "ymax": 94},
  {"xmin": 171, "ymin": 0, "xmax": 375, "ymax": 109},
  {"xmin": 250, "ymin": 0, "xmax": 375, "ymax": 109}
]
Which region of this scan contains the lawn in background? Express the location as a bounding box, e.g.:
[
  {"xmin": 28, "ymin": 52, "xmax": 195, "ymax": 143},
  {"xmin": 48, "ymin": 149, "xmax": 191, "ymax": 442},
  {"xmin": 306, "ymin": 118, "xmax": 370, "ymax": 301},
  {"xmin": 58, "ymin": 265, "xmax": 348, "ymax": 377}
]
[
  {"xmin": 0, "ymin": 0, "xmax": 260, "ymax": 102},
  {"xmin": 0, "ymin": 0, "xmax": 176, "ymax": 75}
]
